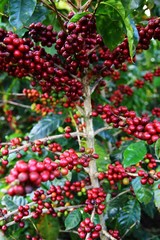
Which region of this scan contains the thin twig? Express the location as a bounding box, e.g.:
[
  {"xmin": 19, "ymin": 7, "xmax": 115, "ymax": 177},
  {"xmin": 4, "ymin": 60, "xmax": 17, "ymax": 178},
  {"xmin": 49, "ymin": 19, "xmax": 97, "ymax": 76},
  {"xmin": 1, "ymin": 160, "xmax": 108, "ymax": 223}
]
[
  {"xmin": 87, "ymin": 45, "xmax": 99, "ymax": 56},
  {"xmin": 81, "ymin": 0, "xmax": 93, "ymax": 10},
  {"xmin": 49, "ymin": 0, "xmax": 67, "ymax": 32},
  {"xmin": 76, "ymin": 0, "xmax": 82, "ymax": 9},
  {"xmin": 121, "ymin": 221, "xmax": 138, "ymax": 239},
  {"xmin": 91, "ymin": 77, "xmax": 103, "ymax": 94},
  {"xmin": 60, "ymin": 229, "xmax": 79, "ymax": 235},
  {"xmin": 92, "ymin": 0, "xmax": 103, "ymax": 17},
  {"xmin": 0, "ymin": 92, "xmax": 25, "ymax": 97},
  {"xmin": 102, "ymin": 230, "xmax": 117, "ymax": 240},
  {"xmin": 54, "ymin": 63, "xmax": 81, "ymax": 81},
  {"xmin": 67, "ymin": 0, "xmax": 79, "ymax": 11},
  {"xmin": 94, "ymin": 126, "xmax": 113, "ymax": 136},
  {"xmin": 127, "ymin": 172, "xmax": 138, "ymax": 177},
  {"xmin": 2, "ymin": 132, "xmax": 86, "ymax": 156},
  {"xmin": 107, "ymin": 189, "xmax": 131, "ymax": 204},
  {"xmin": 40, "ymin": 0, "xmax": 68, "ymax": 21},
  {"xmin": 1, "ymin": 100, "xmax": 31, "ymax": 109},
  {"xmin": 5, "ymin": 204, "xmax": 85, "ymax": 227}
]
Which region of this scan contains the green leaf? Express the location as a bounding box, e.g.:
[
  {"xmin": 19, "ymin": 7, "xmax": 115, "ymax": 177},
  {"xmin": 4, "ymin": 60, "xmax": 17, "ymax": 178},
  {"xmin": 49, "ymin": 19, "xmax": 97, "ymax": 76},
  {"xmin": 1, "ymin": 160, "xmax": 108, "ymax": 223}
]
[
  {"xmin": 126, "ymin": 18, "xmax": 139, "ymax": 58},
  {"xmin": 153, "ymin": 180, "xmax": 160, "ymax": 210},
  {"xmin": 123, "ymin": 141, "xmax": 147, "ymax": 167},
  {"xmin": 26, "ymin": 3, "xmax": 48, "ymax": 25},
  {"xmin": 65, "ymin": 209, "xmax": 81, "ymax": 230},
  {"xmin": 132, "ymin": 177, "xmax": 153, "ymax": 204},
  {"xmin": 121, "ymin": 0, "xmax": 132, "ymax": 11},
  {"xmin": 14, "ymin": 3, "xmax": 48, "ymax": 37},
  {"xmin": 95, "ymin": 141, "xmax": 110, "ymax": 171},
  {"xmin": 130, "ymin": 0, "xmax": 143, "ymax": 9},
  {"xmin": 142, "ymin": 200, "xmax": 156, "ymax": 219},
  {"xmin": 96, "ymin": 2, "xmax": 125, "ymax": 51},
  {"xmin": 70, "ymin": 12, "xmax": 90, "ymax": 23},
  {"xmin": 1, "ymin": 196, "xmax": 18, "ymax": 211},
  {"xmin": 1, "ymin": 195, "xmax": 27, "ymax": 211},
  {"xmin": 96, "ymin": 0, "xmax": 139, "ymax": 57},
  {"xmin": 29, "ymin": 114, "xmax": 65, "ymax": 140},
  {"xmin": 155, "ymin": 138, "xmax": 160, "ymax": 159},
  {"xmin": 154, "ymin": 76, "xmax": 160, "ymax": 87},
  {"xmin": 9, "ymin": 0, "xmax": 37, "ymax": 29},
  {"xmin": 117, "ymin": 199, "xmax": 141, "ymax": 234},
  {"xmin": 36, "ymin": 215, "xmax": 59, "ymax": 240}
]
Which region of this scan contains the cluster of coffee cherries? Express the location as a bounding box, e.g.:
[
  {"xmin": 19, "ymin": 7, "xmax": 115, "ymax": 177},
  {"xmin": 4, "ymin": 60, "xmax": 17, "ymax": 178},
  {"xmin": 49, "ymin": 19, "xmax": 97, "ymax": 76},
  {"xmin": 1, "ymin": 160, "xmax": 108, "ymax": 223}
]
[
  {"xmin": 63, "ymin": 179, "xmax": 90, "ymax": 199},
  {"xmin": 23, "ymin": 88, "xmax": 67, "ymax": 116},
  {"xmin": 140, "ymin": 153, "xmax": 157, "ymax": 169},
  {"xmin": 5, "ymin": 146, "xmax": 95, "ymax": 195},
  {"xmin": 98, "ymin": 161, "xmax": 136, "ymax": 186},
  {"xmin": 134, "ymin": 68, "xmax": 159, "ymax": 88},
  {"xmin": 99, "ymin": 18, "xmax": 160, "ymax": 71},
  {"xmin": 23, "ymin": 88, "xmax": 40, "ymax": 101},
  {"xmin": 154, "ymin": 67, "xmax": 160, "ymax": 76},
  {"xmin": 143, "ymin": 72, "xmax": 154, "ymax": 82},
  {"xmin": 92, "ymin": 104, "xmax": 160, "ymax": 144},
  {"xmin": 5, "ymin": 158, "xmax": 61, "ymax": 196},
  {"xmin": 0, "ymin": 16, "xmax": 159, "ymax": 104},
  {"xmin": 134, "ymin": 79, "xmax": 145, "ymax": 88},
  {"xmin": 31, "ymin": 188, "xmax": 60, "ymax": 219},
  {"xmin": 110, "ymin": 84, "xmax": 133, "ymax": 106},
  {"xmin": 152, "ymin": 107, "xmax": 160, "ymax": 117},
  {"xmin": 84, "ymin": 188, "xmax": 106, "ymax": 215},
  {"xmin": 108, "ymin": 229, "xmax": 121, "ymax": 240},
  {"xmin": 59, "ymin": 149, "xmax": 92, "ymax": 170},
  {"xmin": 138, "ymin": 169, "xmax": 160, "ymax": 185},
  {"xmin": 13, "ymin": 205, "xmax": 29, "ymax": 228},
  {"xmin": 0, "ymin": 137, "xmax": 24, "ymax": 166},
  {"xmin": 26, "ymin": 234, "xmax": 43, "ymax": 240},
  {"xmin": 78, "ymin": 218, "xmax": 102, "ymax": 239},
  {"xmin": 108, "ymin": 65, "xmax": 159, "ymax": 107},
  {"xmin": 28, "ymin": 22, "xmax": 57, "ymax": 47},
  {"xmin": 0, "ymin": 27, "xmax": 83, "ymax": 101},
  {"xmin": 0, "ymin": 178, "xmax": 94, "ymax": 234},
  {"xmin": 137, "ymin": 18, "xmax": 160, "ymax": 51},
  {"xmin": 55, "ymin": 14, "xmax": 103, "ymax": 74}
]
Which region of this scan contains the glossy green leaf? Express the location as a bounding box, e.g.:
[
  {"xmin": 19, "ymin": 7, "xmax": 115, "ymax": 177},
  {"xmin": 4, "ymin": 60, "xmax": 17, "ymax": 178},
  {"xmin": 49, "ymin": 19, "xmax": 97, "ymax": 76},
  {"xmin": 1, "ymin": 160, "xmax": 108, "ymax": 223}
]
[
  {"xmin": 121, "ymin": 0, "xmax": 132, "ymax": 11},
  {"xmin": 96, "ymin": 2, "xmax": 125, "ymax": 51},
  {"xmin": 29, "ymin": 114, "xmax": 65, "ymax": 140},
  {"xmin": 155, "ymin": 138, "xmax": 160, "ymax": 159},
  {"xmin": 16, "ymin": 4, "xmax": 48, "ymax": 36},
  {"xmin": 95, "ymin": 141, "xmax": 110, "ymax": 171},
  {"xmin": 154, "ymin": 76, "xmax": 160, "ymax": 87},
  {"xmin": 1, "ymin": 196, "xmax": 18, "ymax": 211},
  {"xmin": 132, "ymin": 177, "xmax": 153, "ymax": 204},
  {"xmin": 65, "ymin": 209, "xmax": 81, "ymax": 230},
  {"xmin": 96, "ymin": 0, "xmax": 139, "ymax": 57},
  {"xmin": 9, "ymin": 0, "xmax": 37, "ymax": 29},
  {"xmin": 36, "ymin": 215, "xmax": 59, "ymax": 240},
  {"xmin": 27, "ymin": 4, "xmax": 47, "ymax": 24},
  {"xmin": 153, "ymin": 180, "xmax": 160, "ymax": 210},
  {"xmin": 1, "ymin": 196, "xmax": 27, "ymax": 211},
  {"xmin": 123, "ymin": 141, "xmax": 147, "ymax": 167},
  {"xmin": 117, "ymin": 199, "xmax": 141, "ymax": 234},
  {"xmin": 70, "ymin": 12, "xmax": 90, "ymax": 23},
  {"xmin": 130, "ymin": 0, "xmax": 143, "ymax": 9},
  {"xmin": 142, "ymin": 200, "xmax": 156, "ymax": 219},
  {"xmin": 0, "ymin": 0, "xmax": 7, "ymax": 17}
]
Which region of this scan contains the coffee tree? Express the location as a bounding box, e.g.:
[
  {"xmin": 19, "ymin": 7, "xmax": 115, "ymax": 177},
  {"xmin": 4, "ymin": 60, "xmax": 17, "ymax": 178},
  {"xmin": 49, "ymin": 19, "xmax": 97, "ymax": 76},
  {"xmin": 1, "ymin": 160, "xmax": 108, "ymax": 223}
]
[{"xmin": 0, "ymin": 0, "xmax": 160, "ymax": 239}]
